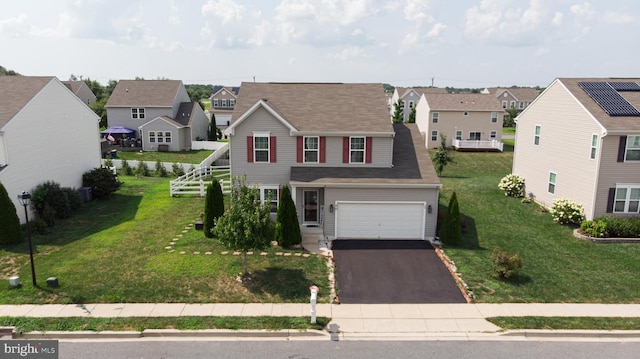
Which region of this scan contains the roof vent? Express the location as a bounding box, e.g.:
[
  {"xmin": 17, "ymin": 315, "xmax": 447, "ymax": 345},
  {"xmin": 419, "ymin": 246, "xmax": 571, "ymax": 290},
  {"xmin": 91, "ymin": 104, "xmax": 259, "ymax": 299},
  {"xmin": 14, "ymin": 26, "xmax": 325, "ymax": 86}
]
[
  {"xmin": 261, "ymin": 98, "xmax": 268, "ymax": 102},
  {"xmin": 125, "ymin": 89, "xmax": 128, "ymax": 92}
]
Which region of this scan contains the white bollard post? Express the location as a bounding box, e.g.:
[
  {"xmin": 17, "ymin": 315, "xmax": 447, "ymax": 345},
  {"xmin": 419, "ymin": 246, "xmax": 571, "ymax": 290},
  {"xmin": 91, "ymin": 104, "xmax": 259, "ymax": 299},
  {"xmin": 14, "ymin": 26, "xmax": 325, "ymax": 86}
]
[{"xmin": 309, "ymin": 285, "xmax": 319, "ymax": 324}]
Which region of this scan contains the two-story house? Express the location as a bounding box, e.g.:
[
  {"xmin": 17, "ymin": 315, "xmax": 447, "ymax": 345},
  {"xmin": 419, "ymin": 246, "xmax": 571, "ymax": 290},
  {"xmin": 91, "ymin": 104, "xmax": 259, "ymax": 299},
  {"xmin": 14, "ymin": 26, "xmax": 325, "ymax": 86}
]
[
  {"xmin": 210, "ymin": 86, "xmax": 239, "ymax": 133},
  {"xmin": 62, "ymin": 80, "xmax": 97, "ymax": 105},
  {"xmin": 224, "ymin": 82, "xmax": 441, "ymax": 241},
  {"xmin": 415, "ymin": 93, "xmax": 505, "ymax": 150},
  {"xmin": 483, "ymin": 87, "xmax": 540, "ymax": 124},
  {"xmin": 0, "ymin": 76, "xmax": 101, "ymax": 223},
  {"xmin": 106, "ymin": 80, "xmax": 209, "ymax": 151},
  {"xmin": 390, "ymin": 87, "xmax": 449, "ymax": 122},
  {"xmin": 513, "ymin": 77, "xmax": 640, "ymax": 220}
]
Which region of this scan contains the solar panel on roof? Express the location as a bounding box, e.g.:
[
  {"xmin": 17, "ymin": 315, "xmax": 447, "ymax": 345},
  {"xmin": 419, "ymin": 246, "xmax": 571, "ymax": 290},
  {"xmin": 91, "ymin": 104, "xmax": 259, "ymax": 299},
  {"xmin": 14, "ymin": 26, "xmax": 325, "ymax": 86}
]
[
  {"xmin": 608, "ymin": 82, "xmax": 640, "ymax": 92},
  {"xmin": 578, "ymin": 82, "xmax": 640, "ymax": 117}
]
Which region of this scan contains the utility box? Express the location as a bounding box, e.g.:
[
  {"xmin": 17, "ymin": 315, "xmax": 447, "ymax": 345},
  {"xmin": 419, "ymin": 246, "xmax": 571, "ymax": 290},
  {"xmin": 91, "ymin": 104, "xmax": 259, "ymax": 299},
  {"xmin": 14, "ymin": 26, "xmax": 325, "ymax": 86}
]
[{"xmin": 78, "ymin": 187, "xmax": 92, "ymax": 202}]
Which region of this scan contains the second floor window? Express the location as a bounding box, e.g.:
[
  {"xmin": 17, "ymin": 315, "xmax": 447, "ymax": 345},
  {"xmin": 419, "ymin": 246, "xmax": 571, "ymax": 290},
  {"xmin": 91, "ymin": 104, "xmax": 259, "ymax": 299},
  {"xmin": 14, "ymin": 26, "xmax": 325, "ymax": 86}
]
[
  {"xmin": 534, "ymin": 125, "xmax": 541, "ymax": 145},
  {"xmin": 304, "ymin": 136, "xmax": 319, "ymax": 163},
  {"xmin": 350, "ymin": 137, "xmax": 365, "ymax": 163},
  {"xmin": 213, "ymin": 99, "xmax": 219, "ymax": 107},
  {"xmin": 590, "ymin": 134, "xmax": 598, "ymax": 159},
  {"xmin": 491, "ymin": 112, "xmax": 498, "ymax": 123},
  {"xmin": 519, "ymin": 101, "xmax": 525, "ymax": 109},
  {"xmin": 132, "ymin": 108, "xmax": 145, "ymax": 119},
  {"xmin": 432, "ymin": 112, "xmax": 439, "ymax": 124},
  {"xmin": 254, "ymin": 136, "xmax": 270, "ymax": 162},
  {"xmin": 625, "ymin": 135, "xmax": 640, "ymax": 161},
  {"xmin": 229, "ymin": 99, "xmax": 235, "ymax": 107}
]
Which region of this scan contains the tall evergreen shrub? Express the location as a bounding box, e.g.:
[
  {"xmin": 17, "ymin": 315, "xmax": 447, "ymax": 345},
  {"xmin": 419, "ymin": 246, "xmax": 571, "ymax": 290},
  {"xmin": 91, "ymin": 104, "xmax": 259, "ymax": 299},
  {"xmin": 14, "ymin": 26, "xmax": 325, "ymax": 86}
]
[
  {"xmin": 275, "ymin": 185, "xmax": 301, "ymax": 247},
  {"xmin": 204, "ymin": 179, "xmax": 225, "ymax": 238},
  {"xmin": 0, "ymin": 181, "xmax": 22, "ymax": 245},
  {"xmin": 438, "ymin": 192, "xmax": 462, "ymax": 246}
]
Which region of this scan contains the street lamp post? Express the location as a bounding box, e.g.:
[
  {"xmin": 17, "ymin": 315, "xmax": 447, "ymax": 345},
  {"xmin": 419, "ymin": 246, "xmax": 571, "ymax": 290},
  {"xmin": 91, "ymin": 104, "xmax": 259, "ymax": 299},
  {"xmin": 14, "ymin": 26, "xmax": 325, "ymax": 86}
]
[{"xmin": 17, "ymin": 191, "xmax": 36, "ymax": 286}]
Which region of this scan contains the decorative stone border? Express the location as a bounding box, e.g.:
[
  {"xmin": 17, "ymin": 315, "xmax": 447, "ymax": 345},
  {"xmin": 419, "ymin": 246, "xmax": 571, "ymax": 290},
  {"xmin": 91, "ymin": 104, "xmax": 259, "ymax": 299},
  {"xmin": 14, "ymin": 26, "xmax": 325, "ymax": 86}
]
[
  {"xmin": 573, "ymin": 229, "xmax": 640, "ymax": 243},
  {"xmin": 433, "ymin": 242, "xmax": 474, "ymax": 303}
]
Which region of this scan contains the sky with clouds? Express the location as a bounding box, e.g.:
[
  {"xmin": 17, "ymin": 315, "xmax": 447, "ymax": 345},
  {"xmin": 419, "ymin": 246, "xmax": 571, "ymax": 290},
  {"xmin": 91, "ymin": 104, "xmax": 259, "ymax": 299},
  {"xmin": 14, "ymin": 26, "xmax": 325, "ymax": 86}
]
[{"xmin": 1, "ymin": 0, "xmax": 638, "ymax": 88}]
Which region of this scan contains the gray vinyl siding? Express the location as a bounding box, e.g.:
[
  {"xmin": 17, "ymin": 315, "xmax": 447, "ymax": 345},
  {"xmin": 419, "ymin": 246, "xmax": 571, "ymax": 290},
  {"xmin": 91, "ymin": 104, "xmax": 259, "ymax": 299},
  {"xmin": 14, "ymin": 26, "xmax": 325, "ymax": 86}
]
[
  {"xmin": 321, "ymin": 187, "xmax": 439, "ymax": 239},
  {"xmin": 106, "ymin": 106, "xmax": 173, "ymax": 134},
  {"xmin": 593, "ymin": 135, "xmax": 640, "ymax": 219},
  {"xmin": 513, "ymin": 80, "xmax": 600, "ymax": 217},
  {"xmin": 140, "ymin": 120, "xmax": 181, "ymax": 151}
]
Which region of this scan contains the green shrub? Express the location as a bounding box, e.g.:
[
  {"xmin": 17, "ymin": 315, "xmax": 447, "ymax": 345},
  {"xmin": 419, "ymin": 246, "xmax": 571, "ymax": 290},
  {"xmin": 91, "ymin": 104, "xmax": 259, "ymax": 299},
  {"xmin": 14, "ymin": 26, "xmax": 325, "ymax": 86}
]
[
  {"xmin": 438, "ymin": 192, "xmax": 462, "ymax": 246},
  {"xmin": 135, "ymin": 160, "xmax": 150, "ymax": 178},
  {"xmin": 203, "ymin": 179, "xmax": 225, "ymax": 238},
  {"xmin": 490, "ymin": 248, "xmax": 523, "ymax": 279},
  {"xmin": 0, "ymin": 181, "xmax": 22, "ymax": 245},
  {"xmin": 275, "ymin": 185, "xmax": 301, "ymax": 247},
  {"xmin": 31, "ymin": 181, "xmax": 72, "ymax": 220},
  {"xmin": 498, "ymin": 173, "xmax": 525, "ymax": 198},
  {"xmin": 121, "ymin": 160, "xmax": 133, "ymax": 176},
  {"xmin": 28, "ymin": 217, "xmax": 49, "ymax": 235},
  {"xmin": 172, "ymin": 163, "xmax": 185, "ymax": 177},
  {"xmin": 103, "ymin": 158, "xmax": 114, "ymax": 167},
  {"xmin": 600, "ymin": 217, "xmax": 640, "ymax": 238},
  {"xmin": 580, "ymin": 219, "xmax": 608, "ymax": 237},
  {"xmin": 550, "ymin": 198, "xmax": 584, "ymax": 225},
  {"xmin": 155, "ymin": 160, "xmax": 168, "ymax": 177},
  {"xmin": 63, "ymin": 187, "xmax": 83, "ymax": 213},
  {"xmin": 83, "ymin": 167, "xmax": 122, "ymax": 200}
]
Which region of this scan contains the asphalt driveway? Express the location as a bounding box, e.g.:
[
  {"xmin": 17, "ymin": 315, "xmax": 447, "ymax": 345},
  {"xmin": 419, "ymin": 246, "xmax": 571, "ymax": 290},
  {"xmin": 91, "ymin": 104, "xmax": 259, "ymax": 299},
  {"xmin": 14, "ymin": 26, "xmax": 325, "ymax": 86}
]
[{"xmin": 332, "ymin": 240, "xmax": 467, "ymax": 304}]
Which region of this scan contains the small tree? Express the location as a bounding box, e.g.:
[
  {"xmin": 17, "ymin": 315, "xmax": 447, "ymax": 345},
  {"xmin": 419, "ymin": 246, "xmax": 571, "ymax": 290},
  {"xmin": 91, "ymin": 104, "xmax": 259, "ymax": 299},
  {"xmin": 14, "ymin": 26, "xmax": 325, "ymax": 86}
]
[
  {"xmin": 208, "ymin": 113, "xmax": 219, "ymax": 141},
  {"xmin": 491, "ymin": 248, "xmax": 523, "ymax": 279},
  {"xmin": 0, "ymin": 181, "xmax": 22, "ymax": 245},
  {"xmin": 438, "ymin": 192, "xmax": 462, "ymax": 246},
  {"xmin": 392, "ymin": 99, "xmax": 404, "ymax": 124},
  {"xmin": 407, "ymin": 105, "xmax": 416, "ymax": 123},
  {"xmin": 121, "ymin": 160, "xmax": 133, "ymax": 176},
  {"xmin": 504, "ymin": 107, "xmax": 518, "ymax": 127},
  {"xmin": 135, "ymin": 160, "xmax": 150, "ymax": 178},
  {"xmin": 433, "ymin": 134, "xmax": 455, "ymax": 176},
  {"xmin": 275, "ymin": 185, "xmax": 301, "ymax": 247},
  {"xmin": 214, "ymin": 178, "xmax": 274, "ymax": 276},
  {"xmin": 171, "ymin": 163, "xmax": 185, "ymax": 177},
  {"xmin": 204, "ymin": 179, "xmax": 225, "ymax": 238},
  {"xmin": 155, "ymin": 160, "xmax": 168, "ymax": 177}
]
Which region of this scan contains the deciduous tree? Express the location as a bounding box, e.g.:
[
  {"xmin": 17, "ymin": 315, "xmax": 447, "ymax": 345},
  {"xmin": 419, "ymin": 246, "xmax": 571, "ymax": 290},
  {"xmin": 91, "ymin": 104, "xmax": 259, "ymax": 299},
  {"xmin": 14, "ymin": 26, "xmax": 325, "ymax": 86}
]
[
  {"xmin": 433, "ymin": 134, "xmax": 455, "ymax": 176},
  {"xmin": 392, "ymin": 99, "xmax": 404, "ymax": 123}
]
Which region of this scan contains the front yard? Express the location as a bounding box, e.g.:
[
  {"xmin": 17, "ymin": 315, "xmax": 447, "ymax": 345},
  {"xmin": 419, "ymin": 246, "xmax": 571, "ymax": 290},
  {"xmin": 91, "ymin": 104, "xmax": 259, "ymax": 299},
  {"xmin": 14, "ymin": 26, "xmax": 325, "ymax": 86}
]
[
  {"xmin": 437, "ymin": 145, "xmax": 640, "ymax": 303},
  {"xmin": 0, "ymin": 176, "xmax": 329, "ymax": 304}
]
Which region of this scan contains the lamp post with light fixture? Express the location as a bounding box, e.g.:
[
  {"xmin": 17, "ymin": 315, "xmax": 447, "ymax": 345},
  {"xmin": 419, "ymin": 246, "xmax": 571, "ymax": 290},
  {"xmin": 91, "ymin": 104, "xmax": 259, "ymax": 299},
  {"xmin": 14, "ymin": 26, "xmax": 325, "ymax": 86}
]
[{"xmin": 17, "ymin": 191, "xmax": 36, "ymax": 286}]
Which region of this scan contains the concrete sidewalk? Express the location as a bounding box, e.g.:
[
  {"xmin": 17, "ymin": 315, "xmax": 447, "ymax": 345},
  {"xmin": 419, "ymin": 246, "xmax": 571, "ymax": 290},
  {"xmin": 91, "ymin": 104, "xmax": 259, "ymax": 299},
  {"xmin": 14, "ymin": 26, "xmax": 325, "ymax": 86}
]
[{"xmin": 2, "ymin": 303, "xmax": 640, "ymax": 335}]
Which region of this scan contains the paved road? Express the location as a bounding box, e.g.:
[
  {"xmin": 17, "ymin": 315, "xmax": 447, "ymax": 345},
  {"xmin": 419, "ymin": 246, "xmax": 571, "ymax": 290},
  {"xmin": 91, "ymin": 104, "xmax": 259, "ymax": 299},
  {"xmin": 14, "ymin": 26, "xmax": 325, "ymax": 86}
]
[{"xmin": 332, "ymin": 240, "xmax": 467, "ymax": 304}]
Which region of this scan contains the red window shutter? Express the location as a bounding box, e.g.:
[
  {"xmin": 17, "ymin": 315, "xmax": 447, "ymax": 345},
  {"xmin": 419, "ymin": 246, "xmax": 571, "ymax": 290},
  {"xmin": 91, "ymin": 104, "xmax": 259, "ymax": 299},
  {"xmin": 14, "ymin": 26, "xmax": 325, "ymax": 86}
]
[
  {"xmin": 247, "ymin": 136, "xmax": 254, "ymax": 162},
  {"xmin": 343, "ymin": 137, "xmax": 349, "ymax": 163},
  {"xmin": 320, "ymin": 137, "xmax": 326, "ymax": 163},
  {"xmin": 296, "ymin": 137, "xmax": 303, "ymax": 163},
  {"xmin": 270, "ymin": 136, "xmax": 277, "ymax": 163},
  {"xmin": 365, "ymin": 137, "xmax": 373, "ymax": 163}
]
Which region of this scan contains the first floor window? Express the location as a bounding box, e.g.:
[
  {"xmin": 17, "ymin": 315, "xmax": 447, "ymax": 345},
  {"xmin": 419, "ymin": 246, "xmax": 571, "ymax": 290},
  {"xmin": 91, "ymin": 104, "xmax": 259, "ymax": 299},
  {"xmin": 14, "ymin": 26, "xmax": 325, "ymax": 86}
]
[
  {"xmin": 260, "ymin": 187, "xmax": 279, "ymax": 214},
  {"xmin": 350, "ymin": 137, "xmax": 365, "ymax": 163},
  {"xmin": 431, "ymin": 130, "xmax": 438, "ymax": 142},
  {"xmin": 469, "ymin": 132, "xmax": 481, "ymax": 140},
  {"xmin": 304, "ymin": 136, "xmax": 319, "ymax": 163},
  {"xmin": 455, "ymin": 130, "xmax": 462, "ymax": 140},
  {"xmin": 254, "ymin": 135, "xmax": 269, "ymax": 162},
  {"xmin": 132, "ymin": 108, "xmax": 145, "ymax": 119},
  {"xmin": 164, "ymin": 131, "xmax": 172, "ymax": 143},
  {"xmin": 625, "ymin": 135, "xmax": 640, "ymax": 161},
  {"xmin": 614, "ymin": 186, "xmax": 640, "ymax": 213},
  {"xmin": 548, "ymin": 172, "xmax": 557, "ymax": 194},
  {"xmin": 149, "ymin": 131, "xmax": 156, "ymax": 143},
  {"xmin": 490, "ymin": 131, "xmax": 497, "ymax": 139}
]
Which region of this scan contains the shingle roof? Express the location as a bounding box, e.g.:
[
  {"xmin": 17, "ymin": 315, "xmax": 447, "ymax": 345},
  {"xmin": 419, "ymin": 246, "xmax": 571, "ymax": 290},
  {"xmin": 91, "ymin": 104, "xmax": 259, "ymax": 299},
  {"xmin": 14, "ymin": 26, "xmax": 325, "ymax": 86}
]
[
  {"xmin": 290, "ymin": 124, "xmax": 440, "ymax": 185},
  {"xmin": 0, "ymin": 76, "xmax": 54, "ymax": 128},
  {"xmin": 231, "ymin": 82, "xmax": 393, "ymax": 133},
  {"xmin": 211, "ymin": 86, "xmax": 239, "ymax": 97},
  {"xmin": 174, "ymin": 102, "xmax": 195, "ymax": 126},
  {"xmin": 61, "ymin": 80, "xmax": 84, "ymax": 95},
  {"xmin": 424, "ymin": 93, "xmax": 504, "ymax": 111},
  {"xmin": 488, "ymin": 87, "xmax": 540, "ymax": 102},
  {"xmin": 106, "ymin": 80, "xmax": 182, "ymax": 107},
  {"xmin": 397, "ymin": 87, "xmax": 448, "ymax": 98},
  {"xmin": 558, "ymin": 78, "xmax": 640, "ymax": 133}
]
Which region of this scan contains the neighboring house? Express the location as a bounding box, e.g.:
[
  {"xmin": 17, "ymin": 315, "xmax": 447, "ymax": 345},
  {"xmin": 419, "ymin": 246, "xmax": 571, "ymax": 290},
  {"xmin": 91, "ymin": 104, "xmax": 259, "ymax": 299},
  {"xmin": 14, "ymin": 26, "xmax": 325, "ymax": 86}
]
[
  {"xmin": 513, "ymin": 77, "xmax": 640, "ymax": 220},
  {"xmin": 224, "ymin": 82, "xmax": 441, "ymax": 241},
  {"xmin": 62, "ymin": 80, "xmax": 97, "ymax": 105},
  {"xmin": 415, "ymin": 93, "xmax": 505, "ymax": 150},
  {"xmin": 484, "ymin": 87, "xmax": 540, "ymax": 122},
  {"xmin": 209, "ymin": 86, "xmax": 240, "ymax": 133},
  {"xmin": 0, "ymin": 76, "xmax": 101, "ymax": 223},
  {"xmin": 390, "ymin": 87, "xmax": 448, "ymax": 122},
  {"xmin": 106, "ymin": 80, "xmax": 209, "ymax": 151}
]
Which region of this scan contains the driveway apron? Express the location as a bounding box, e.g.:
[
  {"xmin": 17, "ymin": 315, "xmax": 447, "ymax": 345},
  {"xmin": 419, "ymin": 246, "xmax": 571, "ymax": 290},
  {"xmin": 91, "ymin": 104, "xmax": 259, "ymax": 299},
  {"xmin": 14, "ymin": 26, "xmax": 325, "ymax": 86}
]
[{"xmin": 332, "ymin": 240, "xmax": 467, "ymax": 304}]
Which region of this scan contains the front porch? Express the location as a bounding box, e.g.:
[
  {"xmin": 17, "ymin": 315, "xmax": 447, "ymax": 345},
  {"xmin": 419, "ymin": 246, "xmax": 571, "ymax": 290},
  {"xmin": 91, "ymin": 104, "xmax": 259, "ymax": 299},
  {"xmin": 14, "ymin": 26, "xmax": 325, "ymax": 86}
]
[{"xmin": 451, "ymin": 139, "xmax": 503, "ymax": 152}]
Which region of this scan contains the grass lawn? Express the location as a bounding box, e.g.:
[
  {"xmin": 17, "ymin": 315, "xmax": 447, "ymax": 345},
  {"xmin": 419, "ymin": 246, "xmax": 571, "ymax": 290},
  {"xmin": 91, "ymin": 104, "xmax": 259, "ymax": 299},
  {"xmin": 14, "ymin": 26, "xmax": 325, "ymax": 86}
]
[
  {"xmin": 437, "ymin": 144, "xmax": 640, "ymax": 303},
  {"xmin": 488, "ymin": 317, "xmax": 640, "ymax": 330},
  {"xmin": 502, "ymin": 127, "xmax": 516, "ymax": 136},
  {"xmin": 0, "ymin": 176, "xmax": 329, "ymax": 305},
  {"xmin": 114, "ymin": 150, "xmax": 214, "ymax": 164}
]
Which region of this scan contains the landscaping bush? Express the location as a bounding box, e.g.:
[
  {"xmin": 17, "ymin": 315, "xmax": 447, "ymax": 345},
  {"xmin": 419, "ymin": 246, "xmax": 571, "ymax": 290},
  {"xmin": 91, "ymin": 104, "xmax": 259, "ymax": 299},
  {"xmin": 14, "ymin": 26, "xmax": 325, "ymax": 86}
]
[
  {"xmin": 203, "ymin": 179, "xmax": 224, "ymax": 238},
  {"xmin": 31, "ymin": 181, "xmax": 73, "ymax": 221},
  {"xmin": 121, "ymin": 160, "xmax": 134, "ymax": 176},
  {"xmin": 275, "ymin": 185, "xmax": 301, "ymax": 247},
  {"xmin": 598, "ymin": 217, "xmax": 640, "ymax": 238},
  {"xmin": 103, "ymin": 158, "xmax": 114, "ymax": 168},
  {"xmin": 155, "ymin": 160, "xmax": 168, "ymax": 177},
  {"xmin": 63, "ymin": 187, "xmax": 84, "ymax": 213},
  {"xmin": 580, "ymin": 219, "xmax": 608, "ymax": 238},
  {"xmin": 438, "ymin": 192, "xmax": 462, "ymax": 246},
  {"xmin": 135, "ymin": 160, "xmax": 150, "ymax": 178},
  {"xmin": 490, "ymin": 248, "xmax": 523, "ymax": 279},
  {"xmin": 172, "ymin": 163, "xmax": 185, "ymax": 177},
  {"xmin": 0, "ymin": 181, "xmax": 22, "ymax": 245},
  {"xmin": 549, "ymin": 198, "xmax": 584, "ymax": 225},
  {"xmin": 82, "ymin": 167, "xmax": 122, "ymax": 200},
  {"xmin": 28, "ymin": 217, "xmax": 49, "ymax": 235},
  {"xmin": 498, "ymin": 173, "xmax": 525, "ymax": 198}
]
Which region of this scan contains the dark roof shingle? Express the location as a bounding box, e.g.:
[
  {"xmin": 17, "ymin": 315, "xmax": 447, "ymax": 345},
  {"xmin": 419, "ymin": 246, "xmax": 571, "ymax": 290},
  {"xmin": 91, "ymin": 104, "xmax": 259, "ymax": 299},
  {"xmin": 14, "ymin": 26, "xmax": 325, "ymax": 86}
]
[
  {"xmin": 0, "ymin": 76, "xmax": 54, "ymax": 128},
  {"xmin": 106, "ymin": 80, "xmax": 182, "ymax": 107}
]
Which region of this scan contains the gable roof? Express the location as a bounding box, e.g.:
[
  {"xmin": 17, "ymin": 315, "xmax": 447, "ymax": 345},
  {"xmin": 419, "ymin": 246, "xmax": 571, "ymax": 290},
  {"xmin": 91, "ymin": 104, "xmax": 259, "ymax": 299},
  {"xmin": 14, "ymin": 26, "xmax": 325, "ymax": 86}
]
[
  {"xmin": 211, "ymin": 86, "xmax": 239, "ymax": 98},
  {"xmin": 230, "ymin": 82, "xmax": 393, "ymax": 133},
  {"xmin": 0, "ymin": 76, "xmax": 54, "ymax": 128},
  {"xmin": 487, "ymin": 87, "xmax": 540, "ymax": 102},
  {"xmin": 558, "ymin": 77, "xmax": 640, "ymax": 133},
  {"xmin": 424, "ymin": 93, "xmax": 504, "ymax": 112},
  {"xmin": 61, "ymin": 81, "xmax": 86, "ymax": 95},
  {"xmin": 106, "ymin": 80, "xmax": 183, "ymax": 107}
]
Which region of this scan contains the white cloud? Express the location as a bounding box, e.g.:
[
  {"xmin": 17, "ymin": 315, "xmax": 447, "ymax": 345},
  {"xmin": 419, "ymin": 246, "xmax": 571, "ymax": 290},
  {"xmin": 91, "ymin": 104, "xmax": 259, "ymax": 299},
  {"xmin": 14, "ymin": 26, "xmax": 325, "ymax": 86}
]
[
  {"xmin": 534, "ymin": 47, "xmax": 549, "ymax": 56},
  {"xmin": 201, "ymin": 0, "xmax": 246, "ymax": 25},
  {"xmin": 329, "ymin": 46, "xmax": 368, "ymax": 61},
  {"xmin": 404, "ymin": 0, "xmax": 430, "ymax": 22},
  {"xmin": 552, "ymin": 11, "xmax": 563, "ymax": 26},
  {"xmin": 603, "ymin": 12, "xmax": 636, "ymax": 24},
  {"xmin": 169, "ymin": 0, "xmax": 181, "ymax": 26},
  {"xmin": 570, "ymin": 2, "xmax": 595, "ymax": 19},
  {"xmin": 0, "ymin": 14, "xmax": 32, "ymax": 38},
  {"xmin": 426, "ymin": 22, "xmax": 446, "ymax": 38}
]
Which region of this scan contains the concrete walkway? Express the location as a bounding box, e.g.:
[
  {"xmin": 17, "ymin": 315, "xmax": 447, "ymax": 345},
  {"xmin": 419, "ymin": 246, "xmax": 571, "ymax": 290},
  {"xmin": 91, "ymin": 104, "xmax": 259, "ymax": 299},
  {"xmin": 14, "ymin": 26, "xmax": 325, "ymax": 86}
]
[{"xmin": 3, "ymin": 303, "xmax": 640, "ymax": 336}]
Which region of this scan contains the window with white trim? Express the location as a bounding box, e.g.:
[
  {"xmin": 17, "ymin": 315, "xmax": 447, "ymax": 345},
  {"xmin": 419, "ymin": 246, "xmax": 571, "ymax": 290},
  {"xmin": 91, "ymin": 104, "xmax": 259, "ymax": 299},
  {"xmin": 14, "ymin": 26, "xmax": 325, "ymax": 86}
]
[
  {"xmin": 491, "ymin": 112, "xmax": 498, "ymax": 123},
  {"xmin": 221, "ymin": 99, "xmax": 228, "ymax": 107},
  {"xmin": 625, "ymin": 135, "xmax": 640, "ymax": 161},
  {"xmin": 510, "ymin": 100, "xmax": 516, "ymax": 108},
  {"xmin": 519, "ymin": 101, "xmax": 525, "ymax": 109},
  {"xmin": 432, "ymin": 112, "xmax": 439, "ymax": 123},
  {"xmin": 164, "ymin": 131, "xmax": 171, "ymax": 143},
  {"xmin": 132, "ymin": 108, "xmax": 145, "ymax": 119},
  {"xmin": 502, "ymin": 100, "xmax": 507, "ymax": 109},
  {"xmin": 534, "ymin": 125, "xmax": 541, "ymax": 145},
  {"xmin": 229, "ymin": 99, "xmax": 235, "ymax": 107},
  {"xmin": 469, "ymin": 132, "xmax": 481, "ymax": 140},
  {"xmin": 490, "ymin": 131, "xmax": 497, "ymax": 139},
  {"xmin": 431, "ymin": 130, "xmax": 438, "ymax": 142},
  {"xmin": 213, "ymin": 99, "xmax": 219, "ymax": 107},
  {"xmin": 260, "ymin": 186, "xmax": 279, "ymax": 214},
  {"xmin": 304, "ymin": 136, "xmax": 319, "ymax": 163},
  {"xmin": 254, "ymin": 135, "xmax": 269, "ymax": 162},
  {"xmin": 149, "ymin": 131, "xmax": 156, "ymax": 143},
  {"xmin": 614, "ymin": 186, "xmax": 640, "ymax": 213},
  {"xmin": 350, "ymin": 137, "xmax": 365, "ymax": 163},
  {"xmin": 590, "ymin": 134, "xmax": 598, "ymax": 159},
  {"xmin": 455, "ymin": 130, "xmax": 462, "ymax": 140},
  {"xmin": 548, "ymin": 172, "xmax": 556, "ymax": 194}
]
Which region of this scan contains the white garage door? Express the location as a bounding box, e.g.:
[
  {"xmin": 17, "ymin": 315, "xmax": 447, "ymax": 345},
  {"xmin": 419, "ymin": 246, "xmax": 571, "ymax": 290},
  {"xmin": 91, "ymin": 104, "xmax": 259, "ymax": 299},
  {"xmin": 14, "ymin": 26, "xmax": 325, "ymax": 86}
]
[{"xmin": 335, "ymin": 201, "xmax": 426, "ymax": 239}]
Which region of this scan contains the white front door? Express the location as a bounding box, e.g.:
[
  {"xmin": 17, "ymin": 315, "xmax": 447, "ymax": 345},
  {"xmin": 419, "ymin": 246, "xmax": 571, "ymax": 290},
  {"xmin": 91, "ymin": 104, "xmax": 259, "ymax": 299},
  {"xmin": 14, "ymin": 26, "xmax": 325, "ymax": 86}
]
[{"xmin": 303, "ymin": 190, "xmax": 319, "ymax": 224}]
